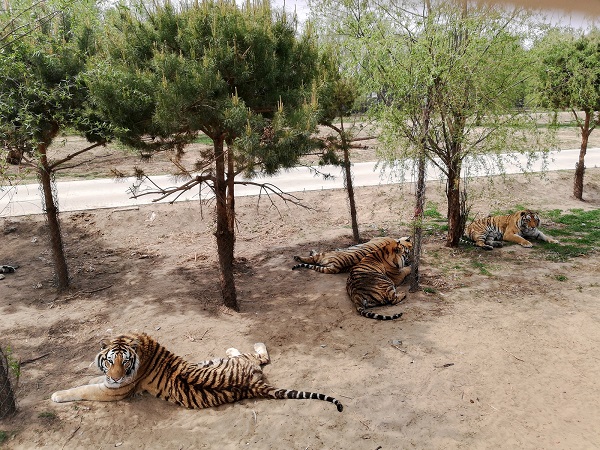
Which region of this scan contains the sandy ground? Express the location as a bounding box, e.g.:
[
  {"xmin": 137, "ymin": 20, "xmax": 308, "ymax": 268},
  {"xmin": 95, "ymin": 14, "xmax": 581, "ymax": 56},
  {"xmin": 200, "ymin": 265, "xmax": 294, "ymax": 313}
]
[{"xmin": 1, "ymin": 155, "xmax": 600, "ymax": 449}]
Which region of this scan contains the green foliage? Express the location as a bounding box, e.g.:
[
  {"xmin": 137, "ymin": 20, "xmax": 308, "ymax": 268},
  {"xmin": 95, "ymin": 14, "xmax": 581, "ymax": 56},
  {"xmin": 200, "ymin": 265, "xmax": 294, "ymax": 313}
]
[
  {"xmin": 534, "ymin": 28, "xmax": 600, "ymax": 112},
  {"xmin": 86, "ymin": 0, "xmax": 321, "ymax": 175},
  {"xmin": 554, "ymin": 274, "xmax": 568, "ymax": 282},
  {"xmin": 0, "ymin": 0, "xmax": 111, "ymax": 153},
  {"xmin": 2, "ymin": 346, "xmax": 20, "ymax": 380},
  {"xmin": 0, "ymin": 431, "xmax": 7, "ymax": 445},
  {"xmin": 358, "ymin": 3, "xmax": 550, "ymax": 169}
]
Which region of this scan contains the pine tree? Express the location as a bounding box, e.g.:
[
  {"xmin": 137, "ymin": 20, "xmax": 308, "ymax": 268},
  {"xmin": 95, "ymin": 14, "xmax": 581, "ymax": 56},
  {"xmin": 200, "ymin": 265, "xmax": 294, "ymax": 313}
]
[{"xmin": 85, "ymin": 1, "xmax": 320, "ymax": 310}]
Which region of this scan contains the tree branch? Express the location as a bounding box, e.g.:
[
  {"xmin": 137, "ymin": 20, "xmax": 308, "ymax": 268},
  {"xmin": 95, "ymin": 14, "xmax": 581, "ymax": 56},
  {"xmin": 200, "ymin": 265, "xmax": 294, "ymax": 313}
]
[{"xmin": 49, "ymin": 141, "xmax": 107, "ymax": 170}]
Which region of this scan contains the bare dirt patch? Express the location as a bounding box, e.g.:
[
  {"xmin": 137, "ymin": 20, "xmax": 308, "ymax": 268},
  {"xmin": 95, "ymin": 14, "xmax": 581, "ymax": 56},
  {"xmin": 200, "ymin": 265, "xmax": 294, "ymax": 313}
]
[{"xmin": 1, "ymin": 162, "xmax": 600, "ymax": 448}]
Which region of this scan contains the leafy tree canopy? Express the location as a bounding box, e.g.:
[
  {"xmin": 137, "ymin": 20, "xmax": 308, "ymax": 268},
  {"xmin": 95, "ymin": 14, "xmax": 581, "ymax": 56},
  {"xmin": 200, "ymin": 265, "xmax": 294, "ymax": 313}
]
[
  {"xmin": 0, "ymin": 0, "xmax": 108, "ymax": 153},
  {"xmin": 534, "ymin": 28, "xmax": 600, "ymax": 112},
  {"xmin": 86, "ymin": 0, "xmax": 321, "ymax": 177}
]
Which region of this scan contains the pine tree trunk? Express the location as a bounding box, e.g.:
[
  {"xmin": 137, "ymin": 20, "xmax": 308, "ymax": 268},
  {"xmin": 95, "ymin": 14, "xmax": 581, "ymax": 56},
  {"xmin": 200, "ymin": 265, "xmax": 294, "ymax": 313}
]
[
  {"xmin": 573, "ymin": 111, "xmax": 590, "ymax": 201},
  {"xmin": 37, "ymin": 128, "xmax": 70, "ymax": 290},
  {"xmin": 214, "ymin": 137, "xmax": 238, "ymax": 311},
  {"xmin": 0, "ymin": 347, "xmax": 16, "ymax": 419},
  {"xmin": 341, "ymin": 129, "xmax": 360, "ymax": 243}
]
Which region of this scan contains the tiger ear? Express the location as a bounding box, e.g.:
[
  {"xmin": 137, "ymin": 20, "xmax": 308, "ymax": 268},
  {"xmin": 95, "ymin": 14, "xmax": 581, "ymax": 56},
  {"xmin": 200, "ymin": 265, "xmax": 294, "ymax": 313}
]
[{"xmin": 100, "ymin": 339, "xmax": 109, "ymax": 350}]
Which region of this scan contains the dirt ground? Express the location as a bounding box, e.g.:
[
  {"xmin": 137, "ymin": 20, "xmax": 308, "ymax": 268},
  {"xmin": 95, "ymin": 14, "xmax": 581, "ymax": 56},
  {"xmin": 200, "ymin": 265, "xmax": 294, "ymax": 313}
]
[{"xmin": 1, "ymin": 128, "xmax": 600, "ymax": 449}]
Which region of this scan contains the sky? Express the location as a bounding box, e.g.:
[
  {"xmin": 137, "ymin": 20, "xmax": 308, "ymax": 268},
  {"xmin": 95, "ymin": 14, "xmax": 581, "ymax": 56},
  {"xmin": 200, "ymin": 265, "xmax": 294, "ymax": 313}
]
[{"xmin": 271, "ymin": 0, "xmax": 599, "ymax": 29}]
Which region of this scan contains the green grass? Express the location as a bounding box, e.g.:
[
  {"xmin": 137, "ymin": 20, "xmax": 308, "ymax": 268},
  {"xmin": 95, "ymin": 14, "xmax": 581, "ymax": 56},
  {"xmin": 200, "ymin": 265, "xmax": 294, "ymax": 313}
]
[
  {"xmin": 422, "ymin": 202, "xmax": 448, "ymax": 235},
  {"xmin": 540, "ymin": 208, "xmax": 600, "ymax": 261},
  {"xmin": 471, "ymin": 260, "xmax": 492, "ymax": 276},
  {"xmin": 193, "ymin": 133, "xmax": 213, "ymax": 145},
  {"xmin": 424, "ymin": 201, "xmax": 444, "ymax": 219},
  {"xmin": 0, "ymin": 431, "xmax": 7, "ymax": 445}
]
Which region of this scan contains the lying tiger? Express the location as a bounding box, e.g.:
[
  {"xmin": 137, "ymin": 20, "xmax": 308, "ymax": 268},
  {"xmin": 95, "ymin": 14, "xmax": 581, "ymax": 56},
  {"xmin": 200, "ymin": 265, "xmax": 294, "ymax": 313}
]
[
  {"xmin": 464, "ymin": 209, "xmax": 559, "ymax": 250},
  {"xmin": 51, "ymin": 333, "xmax": 343, "ymax": 412},
  {"xmin": 346, "ymin": 237, "xmax": 412, "ymax": 320},
  {"xmin": 293, "ymin": 236, "xmax": 410, "ymax": 274}
]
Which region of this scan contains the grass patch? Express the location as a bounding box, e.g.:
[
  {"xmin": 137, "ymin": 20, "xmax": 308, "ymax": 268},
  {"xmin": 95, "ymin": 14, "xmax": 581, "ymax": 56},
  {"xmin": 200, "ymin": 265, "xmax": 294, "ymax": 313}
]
[
  {"xmin": 0, "ymin": 431, "xmax": 7, "ymax": 445},
  {"xmin": 424, "ymin": 202, "xmax": 444, "ymax": 220},
  {"xmin": 38, "ymin": 411, "xmax": 57, "ymax": 420},
  {"xmin": 422, "ymin": 287, "xmax": 437, "ymax": 294},
  {"xmin": 193, "ymin": 133, "xmax": 212, "ymax": 145},
  {"xmin": 540, "ymin": 208, "xmax": 600, "ymax": 261},
  {"xmin": 471, "ymin": 260, "xmax": 492, "ymax": 276},
  {"xmin": 554, "ymin": 274, "xmax": 568, "ymax": 282},
  {"xmin": 422, "ymin": 202, "xmax": 448, "ymax": 236}
]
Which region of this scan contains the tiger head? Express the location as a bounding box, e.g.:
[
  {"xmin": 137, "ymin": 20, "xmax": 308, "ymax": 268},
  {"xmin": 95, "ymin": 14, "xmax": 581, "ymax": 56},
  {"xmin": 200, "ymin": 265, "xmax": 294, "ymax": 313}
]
[
  {"xmin": 519, "ymin": 210, "xmax": 540, "ymax": 232},
  {"xmin": 95, "ymin": 336, "xmax": 140, "ymax": 387},
  {"xmin": 396, "ymin": 236, "xmax": 412, "ymax": 267}
]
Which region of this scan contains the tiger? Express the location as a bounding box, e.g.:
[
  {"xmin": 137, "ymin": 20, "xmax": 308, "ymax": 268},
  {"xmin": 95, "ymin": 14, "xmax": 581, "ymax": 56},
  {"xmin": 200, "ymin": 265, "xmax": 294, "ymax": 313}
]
[
  {"xmin": 346, "ymin": 238, "xmax": 412, "ymax": 320},
  {"xmin": 292, "ymin": 236, "xmax": 410, "ymax": 274},
  {"xmin": 464, "ymin": 209, "xmax": 559, "ymax": 250},
  {"xmin": 51, "ymin": 333, "xmax": 343, "ymax": 412}
]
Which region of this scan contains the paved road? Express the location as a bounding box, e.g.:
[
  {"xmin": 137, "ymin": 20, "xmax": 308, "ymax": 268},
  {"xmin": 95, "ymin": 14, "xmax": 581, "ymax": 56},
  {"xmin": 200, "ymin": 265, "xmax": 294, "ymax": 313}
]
[{"xmin": 1, "ymin": 148, "xmax": 598, "ymax": 217}]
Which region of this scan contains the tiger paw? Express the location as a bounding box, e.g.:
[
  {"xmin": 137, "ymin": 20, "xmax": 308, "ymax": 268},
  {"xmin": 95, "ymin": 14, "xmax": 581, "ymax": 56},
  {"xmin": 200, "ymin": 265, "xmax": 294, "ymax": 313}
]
[
  {"xmin": 254, "ymin": 342, "xmax": 267, "ymax": 355},
  {"xmin": 225, "ymin": 347, "xmax": 241, "ymax": 357},
  {"xmin": 521, "ymin": 242, "xmax": 533, "ymax": 248},
  {"xmin": 254, "ymin": 343, "xmax": 269, "ymax": 362},
  {"xmin": 51, "ymin": 391, "xmax": 68, "ymax": 403}
]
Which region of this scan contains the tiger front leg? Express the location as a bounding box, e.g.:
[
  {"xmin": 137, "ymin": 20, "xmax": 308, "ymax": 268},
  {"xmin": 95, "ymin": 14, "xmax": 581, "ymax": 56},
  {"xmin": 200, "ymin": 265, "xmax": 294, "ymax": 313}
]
[
  {"xmin": 88, "ymin": 376, "xmax": 106, "ymax": 385},
  {"xmin": 387, "ymin": 266, "xmax": 412, "ymax": 286},
  {"xmin": 535, "ymin": 230, "xmax": 559, "ymax": 244},
  {"xmin": 503, "ymin": 233, "xmax": 533, "ymax": 247},
  {"xmin": 52, "ymin": 382, "xmax": 132, "ymax": 403}
]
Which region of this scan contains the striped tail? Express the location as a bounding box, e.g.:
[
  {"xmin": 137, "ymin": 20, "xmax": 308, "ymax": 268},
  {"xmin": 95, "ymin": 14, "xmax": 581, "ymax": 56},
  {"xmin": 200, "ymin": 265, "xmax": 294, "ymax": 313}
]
[
  {"xmin": 261, "ymin": 385, "xmax": 343, "ymax": 412},
  {"xmin": 357, "ymin": 307, "xmax": 403, "ymax": 321},
  {"xmin": 291, "ymin": 263, "xmax": 338, "ymax": 274}
]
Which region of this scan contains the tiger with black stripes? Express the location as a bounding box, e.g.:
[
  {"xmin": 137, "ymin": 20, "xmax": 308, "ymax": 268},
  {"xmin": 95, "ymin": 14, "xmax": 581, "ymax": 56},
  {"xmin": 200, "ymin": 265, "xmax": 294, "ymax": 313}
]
[
  {"xmin": 292, "ymin": 236, "xmax": 407, "ymax": 274},
  {"xmin": 464, "ymin": 209, "xmax": 559, "ymax": 250},
  {"xmin": 51, "ymin": 333, "xmax": 343, "ymax": 412},
  {"xmin": 346, "ymin": 237, "xmax": 412, "ymax": 320}
]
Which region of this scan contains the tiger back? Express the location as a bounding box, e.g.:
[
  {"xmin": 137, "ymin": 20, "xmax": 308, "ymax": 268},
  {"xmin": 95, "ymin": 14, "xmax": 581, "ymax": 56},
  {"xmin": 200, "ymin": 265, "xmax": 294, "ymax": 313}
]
[
  {"xmin": 346, "ymin": 238, "xmax": 412, "ymax": 320},
  {"xmin": 464, "ymin": 209, "xmax": 559, "ymax": 250},
  {"xmin": 292, "ymin": 237, "xmax": 402, "ymax": 274},
  {"xmin": 51, "ymin": 333, "xmax": 343, "ymax": 412}
]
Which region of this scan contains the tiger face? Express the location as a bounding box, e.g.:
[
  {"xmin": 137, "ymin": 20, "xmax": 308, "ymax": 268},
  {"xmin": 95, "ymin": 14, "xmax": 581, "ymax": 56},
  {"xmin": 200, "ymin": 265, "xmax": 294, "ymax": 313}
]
[
  {"xmin": 519, "ymin": 211, "xmax": 541, "ymax": 233},
  {"xmin": 95, "ymin": 339, "xmax": 139, "ymax": 386}
]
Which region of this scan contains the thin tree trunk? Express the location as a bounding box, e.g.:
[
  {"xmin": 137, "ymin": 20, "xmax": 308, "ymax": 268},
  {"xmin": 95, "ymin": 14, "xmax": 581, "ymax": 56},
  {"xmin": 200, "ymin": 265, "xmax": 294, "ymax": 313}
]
[
  {"xmin": 446, "ymin": 159, "xmax": 462, "ymax": 247},
  {"xmin": 339, "ymin": 118, "xmax": 360, "ymax": 243},
  {"xmin": 573, "ymin": 111, "xmax": 590, "ymax": 200},
  {"xmin": 214, "ymin": 137, "xmax": 238, "ymax": 311},
  {"xmin": 410, "ymin": 95, "xmax": 431, "ymax": 292},
  {"xmin": 410, "ymin": 152, "xmax": 426, "ymax": 292},
  {"xmin": 37, "ymin": 125, "xmax": 70, "ymax": 290},
  {"xmin": 0, "ymin": 347, "xmax": 17, "ymax": 419}
]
